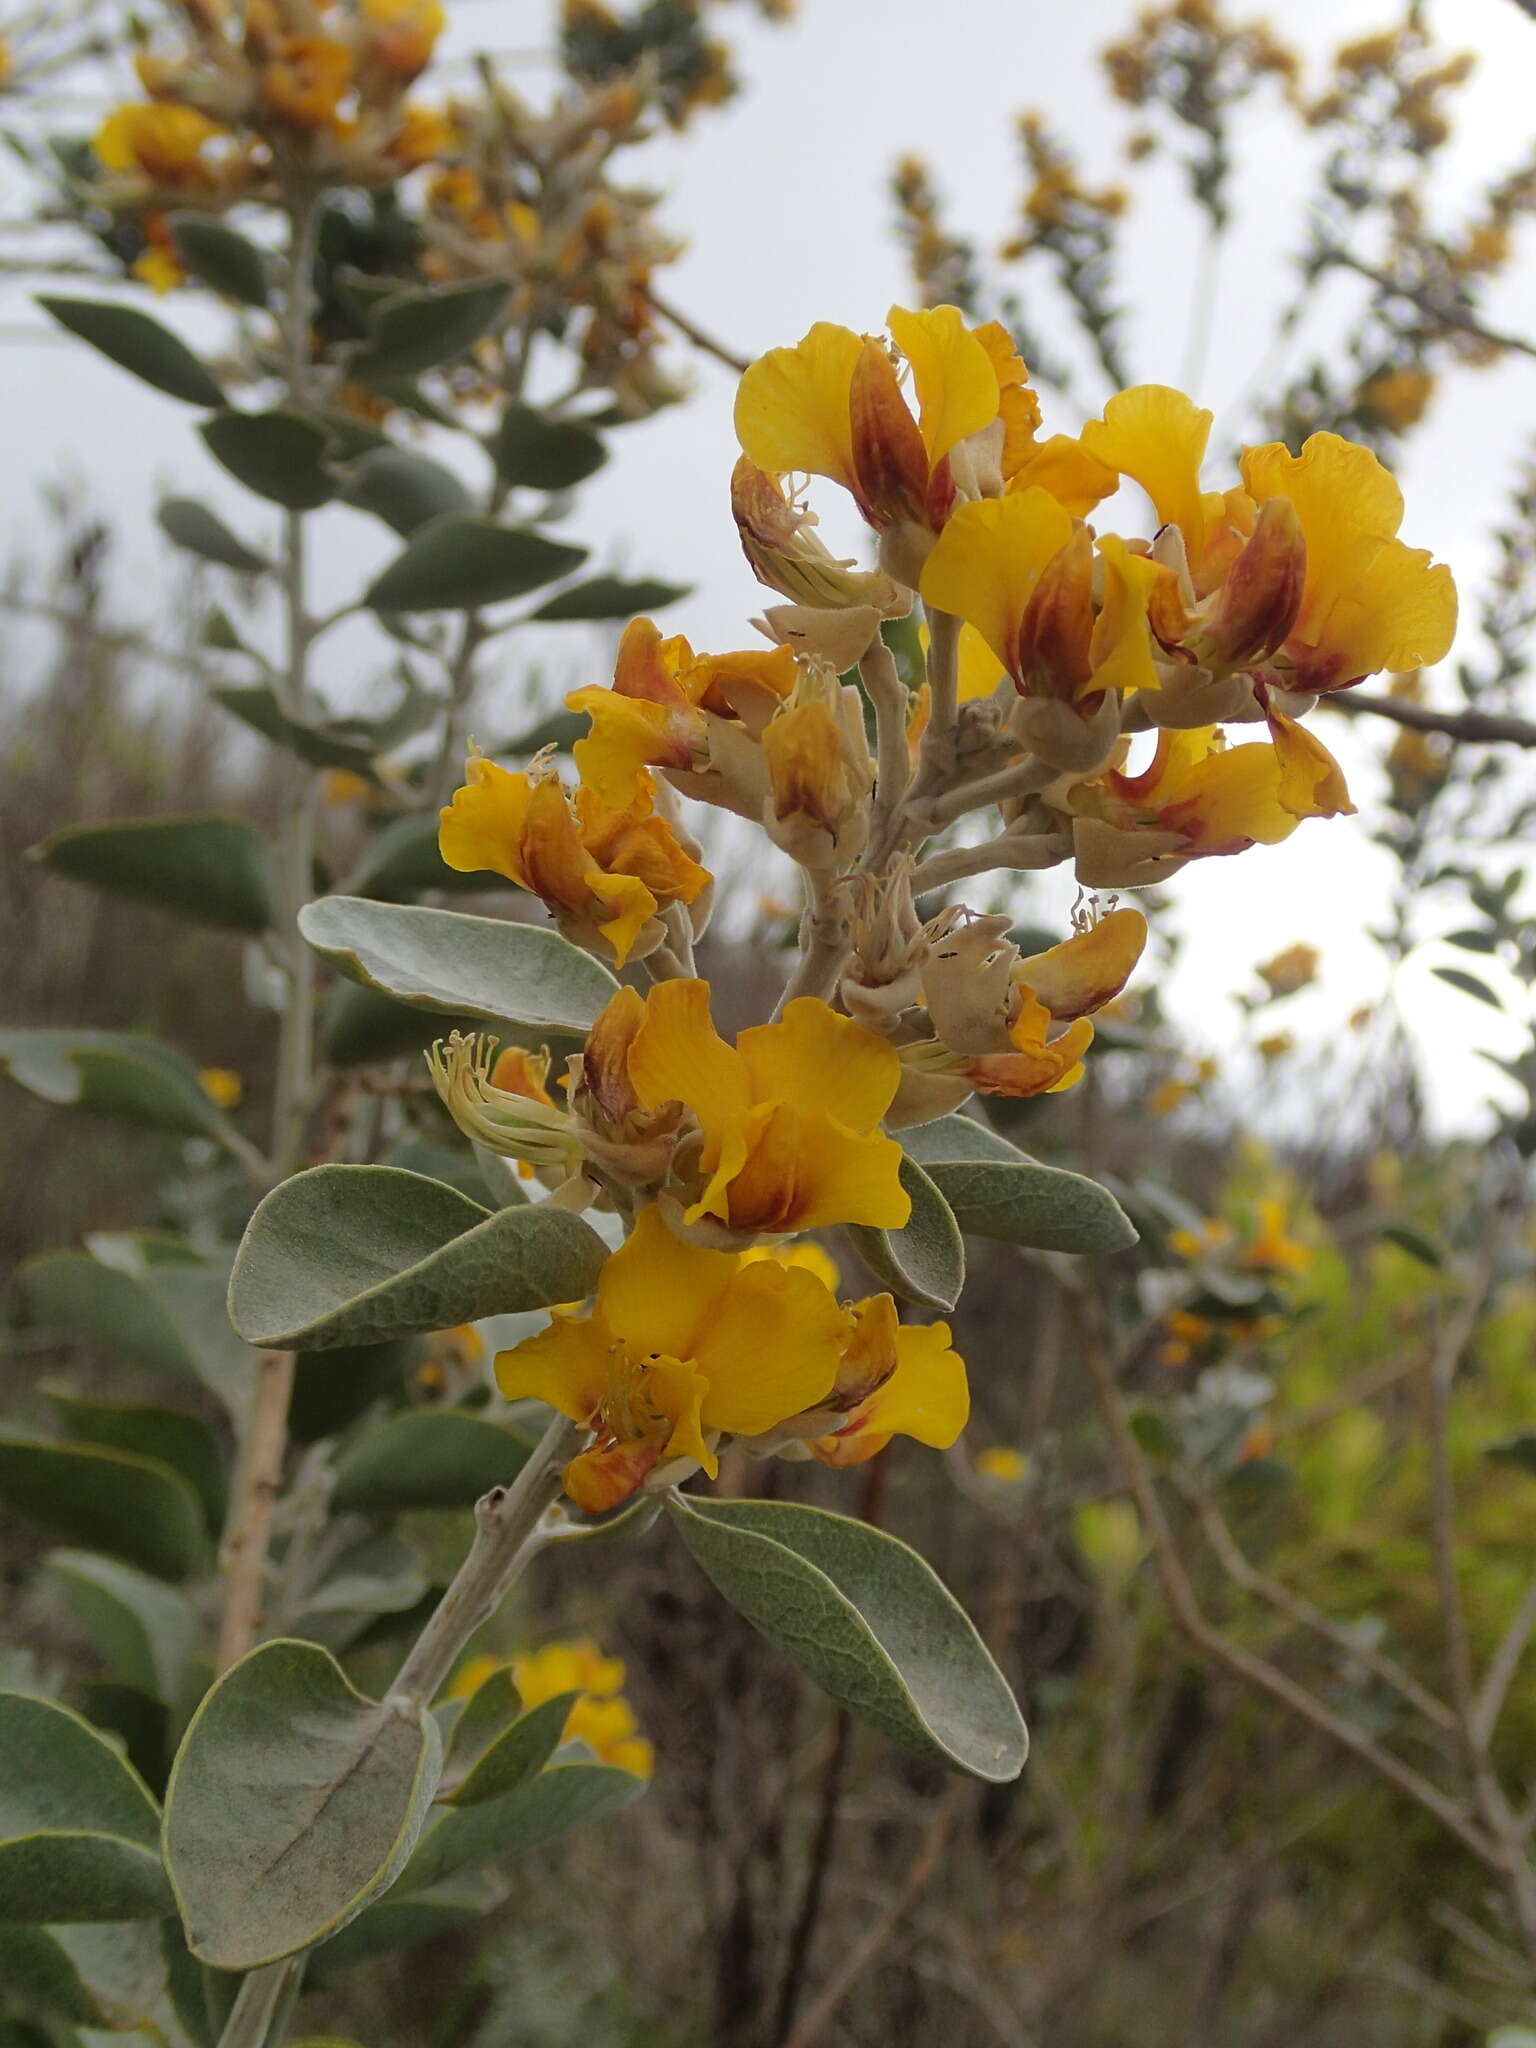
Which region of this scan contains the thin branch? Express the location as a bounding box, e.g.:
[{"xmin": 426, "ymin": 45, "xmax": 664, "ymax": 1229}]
[
  {"xmin": 1179, "ymin": 1475, "xmax": 1457, "ymax": 1735},
  {"xmin": 1327, "ymin": 690, "xmax": 1536, "ymax": 749},
  {"xmin": 1068, "ymin": 1292, "xmax": 1499, "ymax": 1868},
  {"xmin": 1473, "ymin": 1578, "xmax": 1536, "ymax": 1750},
  {"xmin": 783, "ymin": 1782, "xmax": 964, "ymax": 2048},
  {"xmin": 642, "ymin": 285, "xmax": 752, "ymax": 376},
  {"xmin": 215, "ymin": 1351, "xmax": 297, "ymax": 1674},
  {"xmin": 772, "ymin": 1711, "xmax": 852, "ymax": 2045},
  {"xmin": 1323, "ymin": 247, "xmax": 1536, "ymax": 365}
]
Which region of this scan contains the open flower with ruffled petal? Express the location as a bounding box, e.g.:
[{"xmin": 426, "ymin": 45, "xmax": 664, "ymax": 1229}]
[
  {"xmin": 625, "ymin": 980, "xmax": 911, "ymax": 1240},
  {"xmin": 808, "ymin": 1298, "xmax": 969, "ymax": 1469},
  {"xmin": 495, "ymin": 1206, "xmax": 848, "ymax": 1510},
  {"xmin": 438, "ymin": 751, "xmax": 709, "ymax": 967}
]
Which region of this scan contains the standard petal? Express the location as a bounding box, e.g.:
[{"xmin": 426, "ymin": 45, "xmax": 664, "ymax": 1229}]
[
  {"xmin": 887, "ymin": 304, "xmax": 1000, "ymax": 465},
  {"xmin": 438, "ymin": 756, "xmax": 532, "ymax": 881},
  {"xmin": 494, "ymin": 1312, "xmax": 612, "ymax": 1421},
  {"xmin": 693, "ymin": 1262, "xmax": 845, "ymax": 1436},
  {"xmin": 737, "ymin": 999, "xmax": 901, "ymax": 1130},
  {"xmin": 734, "ymin": 322, "xmax": 863, "ymax": 485},
  {"xmin": 1081, "ymin": 384, "xmax": 1214, "ymax": 550},
  {"xmin": 596, "ymin": 1203, "xmax": 737, "ymax": 1361}
]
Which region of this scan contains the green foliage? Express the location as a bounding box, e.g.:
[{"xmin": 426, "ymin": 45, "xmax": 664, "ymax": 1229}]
[
  {"xmin": 165, "ymin": 215, "xmax": 270, "ymax": 308},
  {"xmin": 349, "ymin": 280, "xmax": 511, "ymax": 382},
  {"xmin": 156, "ymin": 498, "xmax": 270, "ymax": 573},
  {"xmin": 332, "ymin": 1411, "xmax": 534, "ymax": 1513},
  {"xmin": 902, "ymin": 1114, "xmax": 1138, "ymax": 1251},
  {"xmin": 847, "ymin": 1155, "xmax": 964, "ymax": 1309},
  {"xmin": 30, "ymin": 815, "xmax": 275, "ymax": 934},
  {"xmin": 495, "ymin": 406, "xmax": 608, "ymax": 490},
  {"xmin": 163, "ymin": 1639, "xmax": 442, "ymax": 1969},
  {"xmin": 298, "ymin": 896, "xmax": 620, "ymax": 1032},
  {"xmin": 35, "ymin": 297, "xmax": 225, "ymax": 407},
  {"xmin": 0, "ymin": 1435, "xmax": 207, "ymax": 1580},
  {"xmin": 201, "ymin": 411, "xmax": 336, "ymax": 510},
  {"xmin": 0, "ymin": 1031, "xmax": 237, "ymax": 1143},
  {"xmin": 668, "ymin": 1496, "xmax": 1027, "ymax": 1781},
  {"xmin": 339, "ymin": 446, "xmax": 471, "ymax": 536},
  {"xmin": 529, "ymin": 575, "xmax": 692, "ymax": 622},
  {"xmin": 365, "ymin": 516, "xmax": 588, "ymax": 612},
  {"xmin": 227, "ymin": 1166, "xmax": 609, "ymax": 1348}
]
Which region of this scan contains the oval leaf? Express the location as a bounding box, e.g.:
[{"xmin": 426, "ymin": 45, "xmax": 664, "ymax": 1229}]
[
  {"xmin": 227, "ymin": 1165, "xmax": 608, "ymax": 1350},
  {"xmin": 0, "ymin": 1693, "xmax": 170, "ymax": 1923},
  {"xmin": 299, "ymin": 895, "xmax": 618, "ymax": 1033},
  {"xmin": 0, "ymin": 1922, "xmax": 166, "ymax": 2029},
  {"xmin": 0, "ymin": 1030, "xmax": 234, "ymax": 1142},
  {"xmin": 157, "ymin": 498, "xmax": 270, "ymax": 574},
  {"xmin": 345, "ymin": 812, "xmax": 489, "ymax": 901},
  {"xmin": 398, "ymin": 1761, "xmax": 643, "ymax": 1894},
  {"xmin": 352, "ymin": 279, "xmax": 511, "ymax": 382},
  {"xmin": 530, "ymin": 574, "xmax": 691, "ymax": 623},
  {"xmin": 0, "ymin": 1434, "xmax": 206, "ymax": 1580},
  {"xmin": 668, "ymin": 1495, "xmax": 1027, "ymax": 1781},
  {"xmin": 163, "ymin": 1638, "xmax": 441, "ymax": 1969},
  {"xmin": 47, "ymin": 1551, "xmax": 200, "ymax": 1705},
  {"xmin": 495, "ymin": 405, "xmax": 607, "ymax": 490},
  {"xmin": 901, "ymin": 1120, "xmax": 1136, "ymax": 1253},
  {"xmin": 847, "ymin": 1155, "xmax": 963, "ymax": 1310},
  {"xmin": 44, "ymin": 1390, "xmax": 226, "ymax": 1531},
  {"xmin": 340, "ymin": 446, "xmax": 470, "ymax": 537},
  {"xmin": 201, "ymin": 410, "xmax": 334, "ymax": 509},
  {"xmin": 37, "ymin": 296, "xmax": 224, "ymax": 408},
  {"xmin": 213, "ymin": 685, "xmax": 381, "ymax": 778},
  {"xmin": 366, "ymin": 517, "xmax": 587, "ymax": 612},
  {"xmin": 30, "ymin": 815, "xmax": 274, "ymax": 934},
  {"xmin": 165, "ymin": 215, "xmax": 269, "ymax": 307},
  {"xmin": 438, "ymin": 1693, "xmax": 575, "ymax": 1807},
  {"xmin": 332, "ymin": 1410, "xmax": 532, "ymax": 1513}
]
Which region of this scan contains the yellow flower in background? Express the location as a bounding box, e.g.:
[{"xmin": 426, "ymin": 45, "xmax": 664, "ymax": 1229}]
[
  {"xmin": 740, "ymin": 1239, "xmax": 841, "ymax": 1290},
  {"xmin": 1169, "ymin": 1218, "xmax": 1232, "ymax": 1262},
  {"xmin": 257, "ymin": 32, "xmax": 355, "ymax": 131},
  {"xmin": 513, "ymin": 1637, "xmax": 626, "ymax": 1704},
  {"xmin": 453, "ymin": 1640, "xmax": 653, "ymax": 1779},
  {"xmin": 1256, "ymin": 942, "xmax": 1319, "ymax": 998},
  {"xmin": 360, "ymin": 0, "xmax": 444, "ymax": 80},
  {"xmin": 495, "ymin": 1205, "xmax": 848, "ymax": 1510},
  {"xmin": 198, "ymin": 1066, "xmax": 243, "ymax": 1109},
  {"xmin": 976, "ymin": 1445, "xmax": 1029, "ymax": 1484},
  {"xmin": 810, "ymin": 1295, "xmax": 969, "ymax": 1468},
  {"xmin": 626, "ymin": 980, "xmax": 910, "ymax": 1237},
  {"xmin": 94, "ymin": 102, "xmax": 228, "ymax": 183},
  {"xmin": 1242, "ymin": 1198, "xmax": 1310, "ymax": 1275},
  {"xmin": 1240, "ymin": 432, "xmax": 1457, "ymax": 692},
  {"xmin": 438, "ymin": 753, "xmax": 709, "ymax": 966}
]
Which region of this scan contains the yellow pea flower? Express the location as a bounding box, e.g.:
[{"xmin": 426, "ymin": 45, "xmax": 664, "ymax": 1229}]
[
  {"xmin": 1079, "ymin": 711, "xmax": 1353, "ymax": 868},
  {"xmin": 258, "ymin": 34, "xmax": 355, "ymax": 131},
  {"xmin": 438, "ymin": 754, "xmax": 709, "ymax": 967},
  {"xmin": 198, "ymin": 1066, "xmax": 243, "ymax": 1109},
  {"xmin": 921, "ymin": 492, "xmax": 1164, "ymax": 703},
  {"xmin": 625, "ymin": 980, "xmax": 911, "ymax": 1237},
  {"xmin": 1242, "ymin": 1199, "xmax": 1310, "ymax": 1275},
  {"xmin": 1012, "ymin": 906, "xmax": 1148, "ymax": 1021},
  {"xmin": 360, "ymin": 0, "xmax": 444, "ymax": 81},
  {"xmin": 734, "ymin": 306, "xmax": 1002, "ymax": 534},
  {"xmin": 1256, "ymin": 941, "xmax": 1319, "ymax": 998},
  {"xmin": 94, "ymin": 103, "xmax": 228, "ymax": 183},
  {"xmin": 567, "ymin": 616, "xmax": 796, "ymax": 808},
  {"xmin": 976, "ymin": 1445, "xmax": 1029, "ymax": 1484},
  {"xmin": 1239, "ymin": 432, "xmax": 1457, "ymax": 692},
  {"xmin": 495, "ymin": 1205, "xmax": 848, "ymax": 1510},
  {"xmin": 513, "ymin": 1638, "xmax": 626, "ymax": 1703},
  {"xmin": 809, "ymin": 1295, "xmax": 969, "ymax": 1468}
]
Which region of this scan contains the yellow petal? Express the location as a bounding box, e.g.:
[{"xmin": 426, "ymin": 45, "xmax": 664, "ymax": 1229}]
[
  {"xmin": 692, "ymin": 1262, "xmax": 845, "ymax": 1435},
  {"xmin": 494, "ymin": 1311, "xmax": 612, "ymax": 1421},
  {"xmin": 771, "ymin": 1111, "xmax": 912, "ymax": 1231},
  {"xmin": 647, "ymin": 1354, "xmax": 715, "ymax": 1474},
  {"xmin": 859, "ymin": 1319, "xmax": 970, "ymax": 1448},
  {"xmin": 1305, "ymin": 536, "xmax": 1458, "ymax": 685},
  {"xmin": 920, "ymin": 489, "xmax": 1076, "ymax": 680},
  {"xmin": 568, "ymin": 688, "xmax": 692, "ymax": 807},
  {"xmin": 737, "ymin": 998, "xmax": 900, "ymax": 1131},
  {"xmin": 1089, "ymin": 535, "xmax": 1165, "ymax": 697},
  {"xmin": 585, "ymin": 868, "xmax": 659, "ymax": 967},
  {"xmin": 1081, "ymin": 384, "xmax": 1213, "ymax": 548},
  {"xmin": 887, "ymin": 304, "xmax": 1000, "ymax": 465},
  {"xmin": 734, "ymin": 322, "xmax": 863, "ymax": 485},
  {"xmin": 1014, "ymin": 907, "xmax": 1148, "ymax": 1020},
  {"xmin": 438, "ymin": 756, "xmax": 532, "ymax": 881},
  {"xmin": 1008, "ymin": 433, "xmax": 1119, "ymax": 516},
  {"xmin": 1268, "ymin": 708, "xmax": 1355, "ymax": 821},
  {"xmin": 957, "ymin": 622, "xmax": 1004, "ymax": 700},
  {"xmin": 595, "ymin": 1203, "xmax": 736, "ymax": 1362},
  {"xmin": 1239, "ymin": 431, "xmax": 1402, "ymax": 641}
]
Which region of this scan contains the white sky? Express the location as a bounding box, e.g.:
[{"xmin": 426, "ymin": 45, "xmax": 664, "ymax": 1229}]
[{"xmin": 6, "ymin": 0, "xmax": 1536, "ymax": 1128}]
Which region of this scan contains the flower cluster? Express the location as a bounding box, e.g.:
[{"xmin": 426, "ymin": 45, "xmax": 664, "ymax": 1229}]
[
  {"xmin": 432, "ymin": 300, "xmax": 1452, "ymax": 1517},
  {"xmin": 452, "ymin": 1636, "xmax": 654, "ymax": 1777}
]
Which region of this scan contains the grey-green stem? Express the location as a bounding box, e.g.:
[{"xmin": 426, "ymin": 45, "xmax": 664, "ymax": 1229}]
[
  {"xmin": 217, "ymin": 1954, "xmax": 301, "ymax": 2048},
  {"xmin": 390, "ymin": 1411, "xmax": 583, "ymax": 1706}
]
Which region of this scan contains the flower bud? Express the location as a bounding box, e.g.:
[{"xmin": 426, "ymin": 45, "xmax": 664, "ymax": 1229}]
[{"xmin": 761, "ymin": 673, "xmax": 871, "ymax": 869}]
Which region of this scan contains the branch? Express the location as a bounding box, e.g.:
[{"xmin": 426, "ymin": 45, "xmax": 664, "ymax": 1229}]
[
  {"xmin": 215, "ymin": 1351, "xmax": 297, "ymax": 1674},
  {"xmin": 1323, "ymin": 248, "xmax": 1536, "ymax": 365},
  {"xmin": 641, "ymin": 286, "xmax": 752, "ymax": 376},
  {"xmin": 1067, "ymin": 1292, "xmax": 1499, "ymax": 1869},
  {"xmin": 1327, "ymin": 690, "xmax": 1536, "ymax": 749},
  {"xmin": 1178, "ymin": 1474, "xmax": 1457, "ymax": 1736}
]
